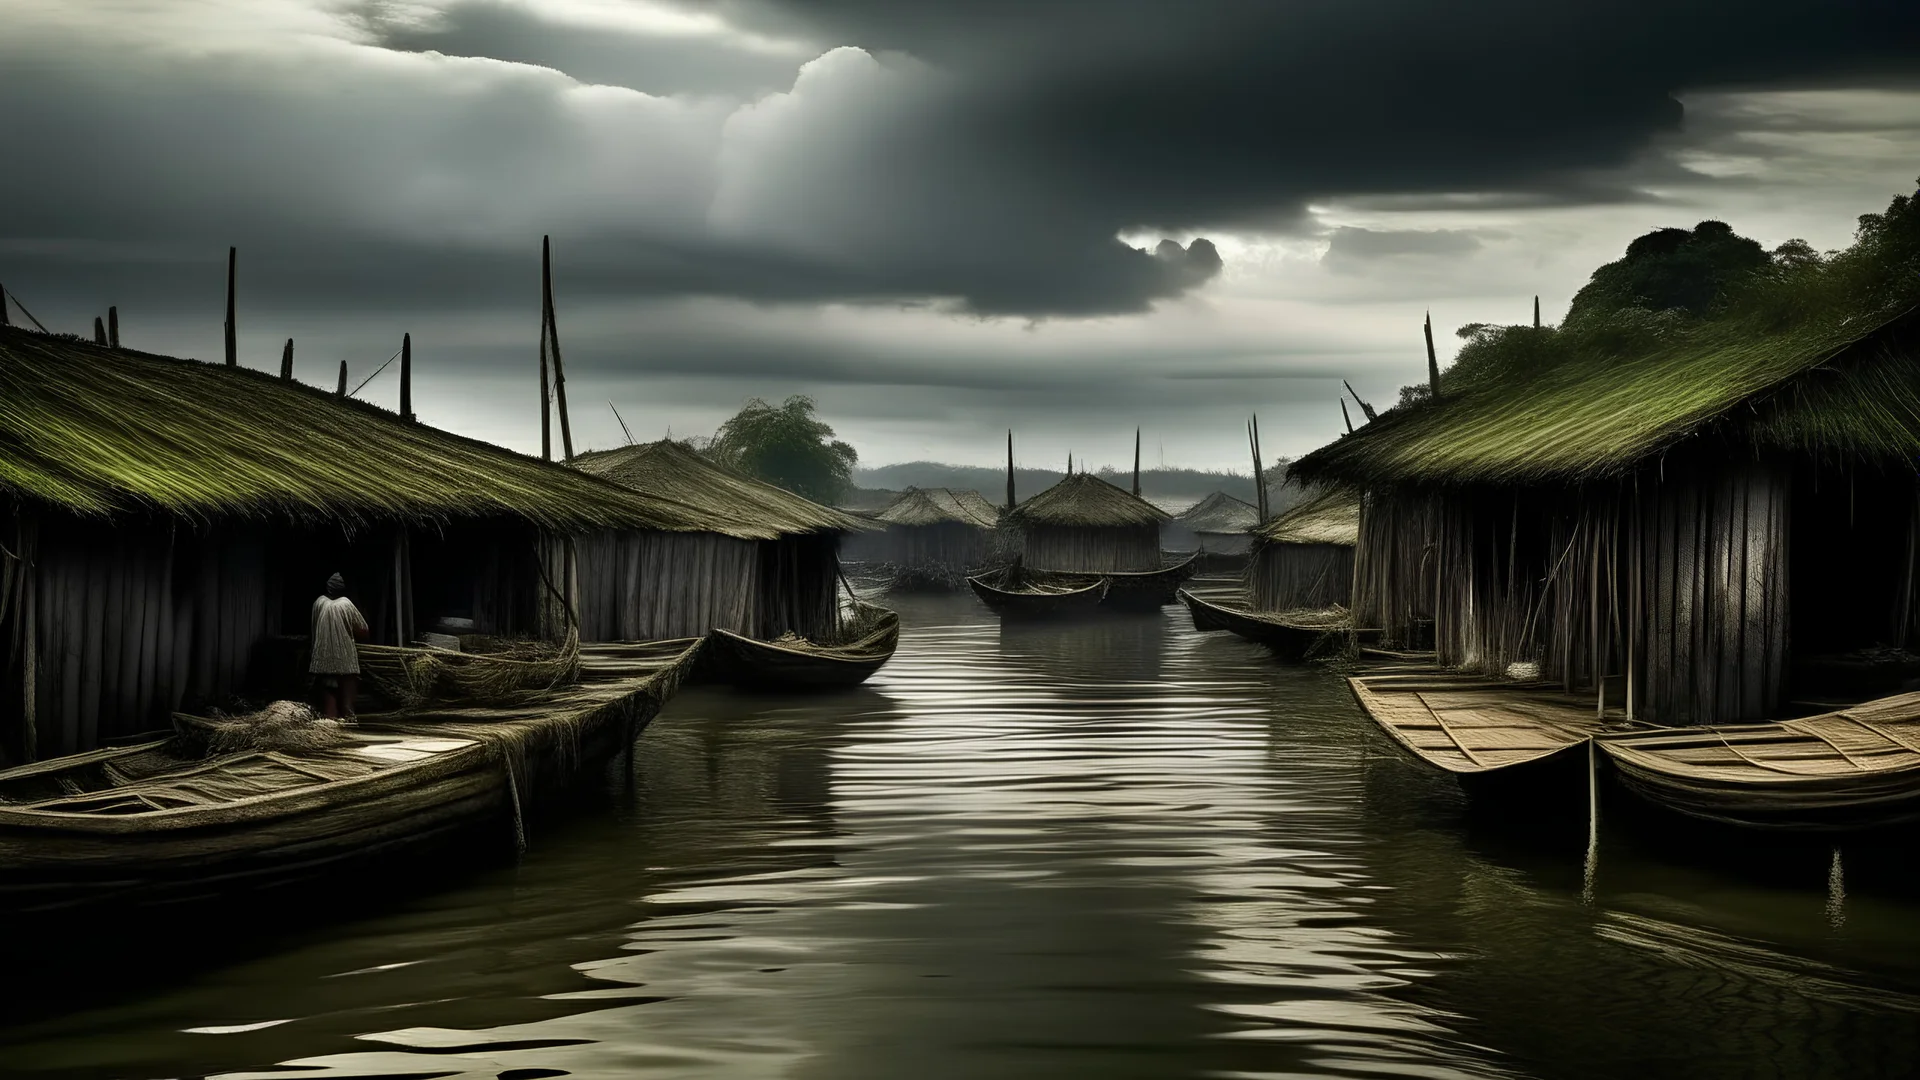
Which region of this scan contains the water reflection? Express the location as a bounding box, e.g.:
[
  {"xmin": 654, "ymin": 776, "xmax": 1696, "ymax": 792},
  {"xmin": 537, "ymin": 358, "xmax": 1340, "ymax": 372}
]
[{"xmin": 4, "ymin": 595, "xmax": 1920, "ymax": 1079}]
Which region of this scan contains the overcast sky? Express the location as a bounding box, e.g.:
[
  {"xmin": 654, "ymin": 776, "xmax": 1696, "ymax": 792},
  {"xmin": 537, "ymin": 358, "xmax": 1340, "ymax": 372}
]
[{"xmin": 5, "ymin": 1, "xmax": 1919, "ymax": 473}]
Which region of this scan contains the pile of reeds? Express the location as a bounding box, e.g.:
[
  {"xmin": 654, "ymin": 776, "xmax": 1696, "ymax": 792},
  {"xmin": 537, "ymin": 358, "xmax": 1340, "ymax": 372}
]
[
  {"xmin": 198, "ymin": 700, "xmax": 350, "ymax": 754},
  {"xmin": 360, "ymin": 628, "xmax": 582, "ymax": 709}
]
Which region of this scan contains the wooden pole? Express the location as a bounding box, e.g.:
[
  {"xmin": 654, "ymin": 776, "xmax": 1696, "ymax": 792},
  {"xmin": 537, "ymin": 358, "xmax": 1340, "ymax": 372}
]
[
  {"xmin": 542, "ymin": 235, "xmax": 574, "ymax": 460},
  {"xmin": 610, "ymin": 401, "xmax": 635, "ymax": 444},
  {"xmin": 93, "ymin": 316, "xmax": 107, "ymax": 345},
  {"xmin": 1340, "ymin": 398, "xmax": 1354, "ymax": 434},
  {"xmin": 1132, "ymin": 428, "xmax": 1141, "ymax": 496},
  {"xmin": 3, "ymin": 287, "xmax": 47, "ymax": 333},
  {"xmin": 1006, "ymin": 430, "xmax": 1016, "ymax": 509},
  {"xmin": 1424, "ymin": 311, "xmax": 1440, "ymax": 399},
  {"xmin": 107, "ymin": 306, "xmax": 119, "ymax": 348},
  {"xmin": 539, "ymin": 304, "xmax": 552, "ymax": 460},
  {"xmin": 336, "ymin": 360, "xmax": 348, "ymax": 396},
  {"xmin": 224, "ymin": 246, "xmax": 237, "ymax": 367},
  {"xmin": 1533, "ymin": 295, "xmax": 1541, "ymax": 328},
  {"xmin": 399, "ymin": 332, "xmax": 413, "ymax": 420},
  {"xmin": 1067, "ymin": 452, "xmax": 1072, "ymax": 476},
  {"xmin": 0, "ymin": 283, "xmax": 9, "ymax": 327},
  {"xmin": 280, "ymin": 338, "xmax": 294, "ymax": 380}
]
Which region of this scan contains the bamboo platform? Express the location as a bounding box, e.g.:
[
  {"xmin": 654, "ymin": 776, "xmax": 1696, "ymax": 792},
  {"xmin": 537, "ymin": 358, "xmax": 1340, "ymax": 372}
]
[
  {"xmin": 1598, "ymin": 691, "xmax": 1920, "ymax": 832},
  {"xmin": 1350, "ymin": 670, "xmax": 1631, "ymax": 779}
]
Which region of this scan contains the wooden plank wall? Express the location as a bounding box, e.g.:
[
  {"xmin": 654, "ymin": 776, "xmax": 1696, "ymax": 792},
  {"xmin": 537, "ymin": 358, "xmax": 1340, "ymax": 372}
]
[
  {"xmin": 1246, "ymin": 542, "xmax": 1353, "ymax": 611},
  {"xmin": 1023, "ymin": 524, "xmax": 1160, "ymax": 572},
  {"xmin": 755, "ymin": 534, "xmax": 840, "ymax": 642}
]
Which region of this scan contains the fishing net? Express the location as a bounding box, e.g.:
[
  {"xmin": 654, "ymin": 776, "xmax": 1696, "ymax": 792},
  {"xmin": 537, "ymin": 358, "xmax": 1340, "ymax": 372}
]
[{"xmin": 200, "ymin": 700, "xmax": 351, "ymax": 754}]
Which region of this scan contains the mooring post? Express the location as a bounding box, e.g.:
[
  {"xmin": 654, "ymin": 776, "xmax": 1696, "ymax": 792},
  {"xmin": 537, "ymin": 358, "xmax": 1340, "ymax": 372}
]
[
  {"xmin": 224, "ymin": 246, "xmax": 237, "ymax": 367},
  {"xmin": 280, "ymin": 338, "xmax": 294, "ymax": 380},
  {"xmin": 108, "ymin": 306, "xmax": 119, "ymax": 348}
]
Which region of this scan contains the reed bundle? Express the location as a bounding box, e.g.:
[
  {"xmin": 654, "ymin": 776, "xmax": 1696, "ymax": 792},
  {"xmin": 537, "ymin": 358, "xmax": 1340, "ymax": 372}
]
[
  {"xmin": 199, "ymin": 700, "xmax": 350, "ymax": 754},
  {"xmin": 360, "ymin": 628, "xmax": 582, "ymax": 709}
]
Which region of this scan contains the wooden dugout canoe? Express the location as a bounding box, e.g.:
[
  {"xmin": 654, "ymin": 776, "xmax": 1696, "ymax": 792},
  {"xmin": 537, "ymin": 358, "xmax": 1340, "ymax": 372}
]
[
  {"xmin": 701, "ymin": 607, "xmax": 901, "ymax": 691},
  {"xmin": 967, "ymin": 573, "xmax": 1110, "ymax": 618},
  {"xmin": 1349, "ymin": 672, "xmax": 1622, "ymax": 797},
  {"xmin": 1598, "ymin": 692, "xmax": 1920, "ymax": 832},
  {"xmin": 0, "ymin": 637, "xmax": 704, "ymax": 917},
  {"xmin": 1046, "ymin": 553, "xmax": 1201, "ymax": 610},
  {"xmin": 1178, "ymin": 589, "xmax": 1365, "ymax": 658}
]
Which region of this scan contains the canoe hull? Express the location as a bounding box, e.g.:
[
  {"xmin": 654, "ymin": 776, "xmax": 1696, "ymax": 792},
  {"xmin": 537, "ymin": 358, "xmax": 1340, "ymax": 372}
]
[
  {"xmin": 1601, "ymin": 738, "xmax": 1920, "ymax": 834},
  {"xmin": 967, "ymin": 575, "xmax": 1109, "ymax": 618},
  {"xmin": 701, "ymin": 611, "xmax": 900, "ymax": 691},
  {"xmin": 1179, "ymin": 590, "xmax": 1337, "ymax": 658}
]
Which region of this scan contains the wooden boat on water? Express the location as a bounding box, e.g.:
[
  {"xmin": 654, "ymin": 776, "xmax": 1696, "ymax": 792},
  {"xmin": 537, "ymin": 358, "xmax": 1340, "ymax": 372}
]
[
  {"xmin": 700, "ymin": 604, "xmax": 900, "ymax": 691},
  {"xmin": 1179, "ymin": 589, "xmax": 1369, "ymax": 658},
  {"xmin": 967, "ymin": 572, "xmax": 1110, "ymax": 618},
  {"xmin": 1598, "ymin": 691, "xmax": 1920, "ymax": 832},
  {"xmin": 0, "ymin": 638, "xmax": 704, "ymax": 917},
  {"xmin": 1349, "ymin": 671, "xmax": 1632, "ymax": 797}
]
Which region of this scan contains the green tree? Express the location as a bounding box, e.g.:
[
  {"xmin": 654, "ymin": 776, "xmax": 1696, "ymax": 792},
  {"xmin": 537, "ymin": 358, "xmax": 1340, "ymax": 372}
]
[
  {"xmin": 1565, "ymin": 219, "xmax": 1770, "ymax": 326},
  {"xmin": 706, "ymin": 395, "xmax": 858, "ymax": 504}
]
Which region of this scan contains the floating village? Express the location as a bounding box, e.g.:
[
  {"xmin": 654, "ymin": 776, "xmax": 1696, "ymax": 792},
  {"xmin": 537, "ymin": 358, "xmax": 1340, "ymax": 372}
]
[{"xmin": 2, "ymin": 180, "xmax": 1920, "ymax": 971}]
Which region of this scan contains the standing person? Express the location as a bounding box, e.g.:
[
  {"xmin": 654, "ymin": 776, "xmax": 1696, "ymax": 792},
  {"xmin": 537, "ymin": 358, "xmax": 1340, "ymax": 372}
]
[{"xmin": 311, "ymin": 572, "xmax": 370, "ymax": 720}]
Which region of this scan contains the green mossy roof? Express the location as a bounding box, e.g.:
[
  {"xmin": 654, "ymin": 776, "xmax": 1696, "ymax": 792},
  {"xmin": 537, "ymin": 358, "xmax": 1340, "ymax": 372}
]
[{"xmin": 570, "ymin": 439, "xmax": 873, "ymax": 539}]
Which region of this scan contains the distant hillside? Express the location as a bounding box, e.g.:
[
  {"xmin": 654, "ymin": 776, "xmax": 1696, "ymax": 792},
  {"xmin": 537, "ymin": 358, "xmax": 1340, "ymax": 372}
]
[{"xmin": 854, "ymin": 462, "xmax": 1309, "ymax": 514}]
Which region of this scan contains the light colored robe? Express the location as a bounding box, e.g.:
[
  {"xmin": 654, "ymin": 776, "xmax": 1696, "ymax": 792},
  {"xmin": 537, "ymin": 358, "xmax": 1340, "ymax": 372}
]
[{"xmin": 310, "ymin": 595, "xmax": 370, "ymax": 674}]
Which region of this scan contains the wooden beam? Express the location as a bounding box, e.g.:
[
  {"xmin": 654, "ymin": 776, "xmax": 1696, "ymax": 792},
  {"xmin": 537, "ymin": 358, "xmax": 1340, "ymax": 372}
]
[
  {"xmin": 2, "ymin": 286, "xmax": 47, "ymax": 333},
  {"xmin": 280, "ymin": 338, "xmax": 294, "ymax": 380},
  {"xmin": 1340, "ymin": 398, "xmax": 1354, "ymax": 434},
  {"xmin": 224, "ymin": 246, "xmax": 237, "ymax": 367},
  {"xmin": 610, "ymin": 401, "xmax": 635, "ymax": 444}
]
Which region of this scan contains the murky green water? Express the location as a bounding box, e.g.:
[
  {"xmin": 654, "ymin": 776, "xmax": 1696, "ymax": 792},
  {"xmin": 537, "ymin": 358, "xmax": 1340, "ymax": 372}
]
[{"xmin": 6, "ymin": 594, "xmax": 1920, "ymax": 1079}]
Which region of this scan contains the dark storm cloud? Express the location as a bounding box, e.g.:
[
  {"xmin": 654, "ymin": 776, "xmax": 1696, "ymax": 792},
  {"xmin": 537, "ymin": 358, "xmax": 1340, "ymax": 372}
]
[{"xmin": 364, "ymin": 1, "xmax": 803, "ymax": 96}]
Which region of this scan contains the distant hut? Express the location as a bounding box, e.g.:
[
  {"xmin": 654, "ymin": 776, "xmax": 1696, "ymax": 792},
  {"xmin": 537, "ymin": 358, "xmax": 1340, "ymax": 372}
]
[
  {"xmin": 1290, "ymin": 298, "xmax": 1920, "ymax": 726},
  {"xmin": 568, "ymin": 440, "xmax": 872, "ymax": 642},
  {"xmin": 1165, "ymin": 492, "xmax": 1259, "ymax": 562},
  {"xmin": 1245, "ymin": 488, "xmax": 1359, "ymax": 612},
  {"xmin": 859, "ymin": 487, "xmax": 1005, "ymax": 589},
  {"xmin": 1005, "ymin": 472, "xmax": 1169, "ymax": 572},
  {"xmin": 0, "ymin": 328, "xmax": 691, "ymax": 763}
]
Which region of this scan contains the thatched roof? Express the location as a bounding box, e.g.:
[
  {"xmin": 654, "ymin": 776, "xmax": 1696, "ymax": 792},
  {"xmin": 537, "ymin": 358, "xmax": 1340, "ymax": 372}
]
[
  {"xmin": 875, "ymin": 487, "xmax": 1001, "ymax": 529},
  {"xmin": 0, "ymin": 328, "xmax": 705, "ymax": 531},
  {"xmin": 1176, "ymin": 491, "xmax": 1258, "ymax": 534},
  {"xmin": 1290, "ymin": 303, "xmax": 1920, "ymax": 487},
  {"xmin": 1006, "ymin": 472, "xmax": 1169, "ymax": 528},
  {"xmin": 570, "ymin": 439, "xmax": 873, "ymax": 539},
  {"xmin": 1255, "ymin": 487, "xmax": 1359, "ymax": 546}
]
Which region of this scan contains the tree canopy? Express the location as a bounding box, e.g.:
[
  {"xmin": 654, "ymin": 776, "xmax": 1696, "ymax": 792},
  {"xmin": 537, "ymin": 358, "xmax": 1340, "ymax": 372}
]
[
  {"xmin": 704, "ymin": 395, "xmax": 858, "ymax": 504},
  {"xmin": 1564, "ymin": 219, "xmax": 1770, "ymax": 326}
]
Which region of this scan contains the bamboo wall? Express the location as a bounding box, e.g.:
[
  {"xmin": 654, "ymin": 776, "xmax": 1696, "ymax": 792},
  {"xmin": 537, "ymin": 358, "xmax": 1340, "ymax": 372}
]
[
  {"xmin": 875, "ymin": 523, "xmax": 993, "ymax": 572},
  {"xmin": 0, "ymin": 506, "xmax": 553, "ymax": 764},
  {"xmin": 1246, "ymin": 542, "xmax": 1352, "ymax": 611},
  {"xmin": 1350, "ymin": 490, "xmax": 1442, "ymax": 648},
  {"xmin": 1196, "ymin": 530, "xmax": 1253, "ymax": 556},
  {"xmin": 1022, "ymin": 524, "xmax": 1160, "ymax": 572},
  {"xmin": 568, "ymin": 530, "xmax": 841, "ymax": 644}
]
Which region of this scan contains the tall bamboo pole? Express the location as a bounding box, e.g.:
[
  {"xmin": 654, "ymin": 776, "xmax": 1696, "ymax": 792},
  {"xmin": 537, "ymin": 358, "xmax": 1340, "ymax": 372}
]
[
  {"xmin": 224, "ymin": 246, "xmax": 237, "ymax": 367},
  {"xmin": 1005, "ymin": 430, "xmax": 1016, "ymax": 508},
  {"xmin": 539, "ymin": 306, "xmax": 552, "ymax": 460},
  {"xmin": 1340, "ymin": 398, "xmax": 1353, "ymax": 434},
  {"xmin": 1132, "ymin": 428, "xmax": 1141, "ymax": 496},
  {"xmin": 542, "ymin": 235, "xmax": 574, "ymax": 460},
  {"xmin": 1424, "ymin": 311, "xmax": 1440, "ymax": 399},
  {"xmin": 399, "ymin": 332, "xmax": 413, "ymax": 420}
]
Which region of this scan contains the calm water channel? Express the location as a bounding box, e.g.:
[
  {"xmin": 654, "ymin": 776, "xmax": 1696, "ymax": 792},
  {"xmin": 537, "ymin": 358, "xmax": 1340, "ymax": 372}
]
[{"xmin": 6, "ymin": 593, "xmax": 1920, "ymax": 1079}]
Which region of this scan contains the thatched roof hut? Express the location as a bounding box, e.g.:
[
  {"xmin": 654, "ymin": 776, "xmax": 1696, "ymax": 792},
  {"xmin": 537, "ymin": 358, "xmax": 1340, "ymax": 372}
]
[
  {"xmin": 843, "ymin": 487, "xmax": 1006, "ymax": 587},
  {"xmin": 1290, "ymin": 298, "xmax": 1920, "ymax": 724},
  {"xmin": 1245, "ymin": 488, "xmax": 1359, "ymax": 612},
  {"xmin": 568, "ymin": 440, "xmax": 872, "ymax": 643},
  {"xmin": 0, "ymin": 327, "xmax": 699, "ymax": 762},
  {"xmin": 1163, "ymin": 492, "xmax": 1258, "ymax": 556},
  {"xmin": 1005, "ymin": 472, "xmax": 1169, "ymax": 572}
]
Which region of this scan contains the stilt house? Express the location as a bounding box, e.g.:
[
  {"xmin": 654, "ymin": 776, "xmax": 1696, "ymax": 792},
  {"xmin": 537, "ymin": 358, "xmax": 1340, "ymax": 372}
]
[
  {"xmin": 0, "ymin": 328, "xmax": 698, "ymax": 763},
  {"xmin": 1245, "ymin": 488, "xmax": 1359, "ymax": 612},
  {"xmin": 568, "ymin": 440, "xmax": 871, "ymax": 643},
  {"xmin": 857, "ymin": 487, "xmax": 1004, "ymax": 585},
  {"xmin": 1005, "ymin": 472, "xmax": 1169, "ymax": 572},
  {"xmin": 1290, "ymin": 299, "xmax": 1920, "ymax": 726}
]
